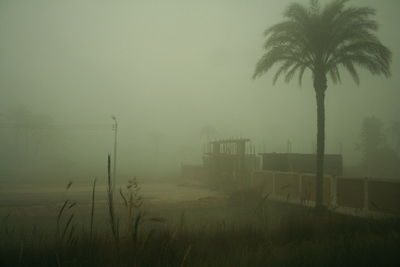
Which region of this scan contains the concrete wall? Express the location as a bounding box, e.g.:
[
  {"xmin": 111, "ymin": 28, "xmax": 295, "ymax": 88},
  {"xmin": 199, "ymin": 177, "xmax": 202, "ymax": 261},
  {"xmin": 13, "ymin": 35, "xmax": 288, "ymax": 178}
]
[
  {"xmin": 274, "ymin": 172, "xmax": 300, "ymax": 200},
  {"xmin": 252, "ymin": 170, "xmax": 400, "ymax": 216},
  {"xmin": 253, "ymin": 171, "xmax": 274, "ymax": 195},
  {"xmin": 336, "ymin": 178, "xmax": 364, "ymax": 209},
  {"xmin": 300, "ymin": 174, "xmax": 332, "ymax": 206},
  {"xmin": 368, "ymin": 180, "xmax": 400, "ymax": 213},
  {"xmin": 261, "ymin": 153, "xmax": 343, "ymax": 175}
]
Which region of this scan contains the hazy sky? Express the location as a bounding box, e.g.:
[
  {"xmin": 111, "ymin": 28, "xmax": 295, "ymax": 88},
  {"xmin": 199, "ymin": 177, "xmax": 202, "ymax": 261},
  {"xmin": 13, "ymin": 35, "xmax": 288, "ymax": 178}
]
[{"xmin": 0, "ymin": 0, "xmax": 399, "ymax": 175}]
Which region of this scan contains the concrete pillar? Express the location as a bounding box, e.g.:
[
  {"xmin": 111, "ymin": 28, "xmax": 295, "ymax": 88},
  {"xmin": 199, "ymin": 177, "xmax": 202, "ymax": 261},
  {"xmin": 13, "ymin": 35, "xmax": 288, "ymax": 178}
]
[
  {"xmin": 272, "ymin": 172, "xmax": 276, "ymax": 196},
  {"xmin": 331, "ymin": 176, "xmax": 337, "ymax": 208},
  {"xmin": 298, "ymin": 173, "xmax": 303, "ymax": 203}
]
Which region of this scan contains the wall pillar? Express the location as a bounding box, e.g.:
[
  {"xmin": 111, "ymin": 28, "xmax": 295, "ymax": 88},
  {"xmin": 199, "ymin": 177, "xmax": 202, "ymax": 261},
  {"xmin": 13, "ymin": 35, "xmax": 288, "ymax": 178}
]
[
  {"xmin": 272, "ymin": 172, "xmax": 276, "ymax": 196},
  {"xmin": 331, "ymin": 175, "xmax": 337, "ymax": 208},
  {"xmin": 298, "ymin": 173, "xmax": 303, "ymax": 203}
]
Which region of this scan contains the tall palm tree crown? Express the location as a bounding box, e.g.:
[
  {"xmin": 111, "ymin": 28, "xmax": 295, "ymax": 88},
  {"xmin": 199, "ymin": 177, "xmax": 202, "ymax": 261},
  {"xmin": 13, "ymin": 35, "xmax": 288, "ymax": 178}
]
[{"xmin": 253, "ymin": 0, "xmax": 391, "ymax": 210}]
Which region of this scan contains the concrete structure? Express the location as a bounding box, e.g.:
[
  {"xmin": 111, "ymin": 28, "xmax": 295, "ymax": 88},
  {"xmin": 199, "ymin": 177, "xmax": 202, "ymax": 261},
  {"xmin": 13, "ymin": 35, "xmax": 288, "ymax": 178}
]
[
  {"xmin": 252, "ymin": 170, "xmax": 400, "ymax": 216},
  {"xmin": 202, "ymin": 138, "xmax": 260, "ymax": 183},
  {"xmin": 180, "ymin": 138, "xmax": 260, "ymax": 184},
  {"xmin": 260, "ymin": 153, "xmax": 343, "ymax": 176}
]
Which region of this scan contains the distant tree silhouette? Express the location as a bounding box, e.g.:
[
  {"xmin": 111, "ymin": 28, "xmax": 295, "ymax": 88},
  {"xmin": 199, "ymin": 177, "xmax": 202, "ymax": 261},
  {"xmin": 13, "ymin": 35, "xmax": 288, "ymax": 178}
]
[
  {"xmin": 357, "ymin": 117, "xmax": 400, "ymax": 178},
  {"xmin": 253, "ymin": 0, "xmax": 391, "ymax": 210},
  {"xmin": 390, "ymin": 121, "xmax": 400, "ymax": 155}
]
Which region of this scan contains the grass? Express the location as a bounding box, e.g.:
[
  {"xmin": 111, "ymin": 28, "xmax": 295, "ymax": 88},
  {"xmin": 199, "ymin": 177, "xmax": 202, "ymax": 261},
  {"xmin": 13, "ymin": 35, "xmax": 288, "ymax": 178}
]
[
  {"xmin": 1, "ymin": 210, "xmax": 399, "ymax": 266},
  {"xmin": 1, "ymin": 159, "xmax": 399, "ymax": 266},
  {"xmin": 1, "ymin": 193, "xmax": 399, "ymax": 266}
]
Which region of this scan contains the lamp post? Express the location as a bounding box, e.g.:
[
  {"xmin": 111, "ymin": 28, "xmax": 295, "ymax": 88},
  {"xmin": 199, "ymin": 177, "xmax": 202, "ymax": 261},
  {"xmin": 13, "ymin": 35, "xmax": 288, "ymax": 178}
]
[{"xmin": 111, "ymin": 115, "xmax": 117, "ymax": 194}]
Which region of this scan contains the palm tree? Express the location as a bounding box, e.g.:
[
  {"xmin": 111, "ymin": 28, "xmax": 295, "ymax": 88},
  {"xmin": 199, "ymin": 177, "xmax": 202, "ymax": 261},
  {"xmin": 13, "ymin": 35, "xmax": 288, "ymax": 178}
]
[{"xmin": 253, "ymin": 0, "xmax": 391, "ymax": 210}]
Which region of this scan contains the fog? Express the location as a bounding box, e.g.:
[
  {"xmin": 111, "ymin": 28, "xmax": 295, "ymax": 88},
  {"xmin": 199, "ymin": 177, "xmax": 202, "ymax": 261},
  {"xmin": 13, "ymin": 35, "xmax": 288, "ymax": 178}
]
[
  {"xmin": 1, "ymin": 0, "xmax": 399, "ymax": 181},
  {"xmin": 1, "ymin": 1, "xmax": 400, "ymax": 266}
]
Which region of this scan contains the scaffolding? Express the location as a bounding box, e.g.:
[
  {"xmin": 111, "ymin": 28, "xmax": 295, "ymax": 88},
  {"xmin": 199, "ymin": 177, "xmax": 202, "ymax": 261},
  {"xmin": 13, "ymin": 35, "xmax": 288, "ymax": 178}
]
[{"xmin": 203, "ymin": 138, "xmax": 259, "ymax": 182}]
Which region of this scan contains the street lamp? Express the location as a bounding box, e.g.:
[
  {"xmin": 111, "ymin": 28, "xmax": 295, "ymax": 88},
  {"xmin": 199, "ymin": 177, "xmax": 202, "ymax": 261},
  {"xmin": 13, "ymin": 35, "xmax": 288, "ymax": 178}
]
[{"xmin": 111, "ymin": 115, "xmax": 117, "ymax": 194}]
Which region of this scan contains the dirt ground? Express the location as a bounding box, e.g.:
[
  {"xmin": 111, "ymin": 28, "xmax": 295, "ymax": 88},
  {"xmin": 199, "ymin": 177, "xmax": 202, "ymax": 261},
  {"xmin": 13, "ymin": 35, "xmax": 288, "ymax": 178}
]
[{"xmin": 0, "ymin": 178, "xmax": 256, "ymax": 233}]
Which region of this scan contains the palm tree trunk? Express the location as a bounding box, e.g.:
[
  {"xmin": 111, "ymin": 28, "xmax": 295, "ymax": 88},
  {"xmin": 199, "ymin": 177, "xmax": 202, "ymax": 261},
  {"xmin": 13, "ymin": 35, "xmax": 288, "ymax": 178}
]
[
  {"xmin": 315, "ymin": 91, "xmax": 325, "ymax": 210},
  {"xmin": 314, "ymin": 72, "xmax": 327, "ymax": 211}
]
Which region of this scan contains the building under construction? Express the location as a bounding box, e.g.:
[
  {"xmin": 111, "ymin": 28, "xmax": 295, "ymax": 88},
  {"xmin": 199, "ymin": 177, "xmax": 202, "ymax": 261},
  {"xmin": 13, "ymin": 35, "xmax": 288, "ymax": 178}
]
[
  {"xmin": 202, "ymin": 138, "xmax": 260, "ymax": 183},
  {"xmin": 181, "ymin": 139, "xmax": 343, "ymax": 186}
]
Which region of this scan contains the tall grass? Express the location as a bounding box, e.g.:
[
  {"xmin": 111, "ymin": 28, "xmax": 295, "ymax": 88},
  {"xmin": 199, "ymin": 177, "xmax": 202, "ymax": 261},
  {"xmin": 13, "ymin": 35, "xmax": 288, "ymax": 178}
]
[
  {"xmin": 0, "ymin": 157, "xmax": 399, "ymax": 266},
  {"xmin": 2, "ymin": 205, "xmax": 398, "ymax": 267},
  {"xmin": 56, "ymin": 181, "xmax": 76, "ymax": 243},
  {"xmin": 119, "ymin": 177, "xmax": 145, "ymax": 243}
]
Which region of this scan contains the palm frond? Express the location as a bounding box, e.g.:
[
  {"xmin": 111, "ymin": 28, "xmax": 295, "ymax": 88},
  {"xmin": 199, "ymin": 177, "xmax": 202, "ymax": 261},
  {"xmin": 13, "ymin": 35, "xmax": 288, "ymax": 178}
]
[
  {"xmin": 253, "ymin": 0, "xmax": 391, "ymax": 87},
  {"xmin": 253, "ymin": 45, "xmax": 310, "ymax": 79},
  {"xmin": 283, "ymin": 2, "xmax": 309, "ymax": 23},
  {"xmin": 298, "ymin": 65, "xmax": 307, "ymax": 86},
  {"xmin": 342, "ymin": 60, "xmax": 360, "ymax": 84},
  {"xmin": 321, "ymin": 0, "xmax": 348, "ymax": 21},
  {"xmin": 285, "ymin": 63, "xmax": 303, "ymax": 83},
  {"xmin": 328, "ymin": 65, "xmax": 341, "ymax": 84},
  {"xmin": 273, "ymin": 60, "xmax": 296, "ymax": 85}
]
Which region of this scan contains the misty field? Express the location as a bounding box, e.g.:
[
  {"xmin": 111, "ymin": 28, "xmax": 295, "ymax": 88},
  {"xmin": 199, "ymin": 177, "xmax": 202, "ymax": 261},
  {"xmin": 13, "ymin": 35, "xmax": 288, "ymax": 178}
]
[
  {"xmin": 1, "ymin": 0, "xmax": 400, "ymax": 266},
  {"xmin": 1, "ymin": 178, "xmax": 399, "ymax": 267}
]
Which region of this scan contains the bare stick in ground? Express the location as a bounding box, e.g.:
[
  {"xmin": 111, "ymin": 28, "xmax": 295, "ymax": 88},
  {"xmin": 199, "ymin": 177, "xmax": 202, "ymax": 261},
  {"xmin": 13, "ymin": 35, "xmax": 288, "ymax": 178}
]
[
  {"xmin": 90, "ymin": 178, "xmax": 97, "ymax": 240},
  {"xmin": 107, "ymin": 154, "xmax": 118, "ymax": 244}
]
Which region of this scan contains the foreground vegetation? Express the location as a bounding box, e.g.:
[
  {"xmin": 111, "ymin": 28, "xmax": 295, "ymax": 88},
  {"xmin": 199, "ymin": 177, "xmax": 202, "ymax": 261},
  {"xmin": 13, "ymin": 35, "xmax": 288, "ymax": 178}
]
[
  {"xmin": 1, "ymin": 162, "xmax": 399, "ymax": 266},
  {"xmin": 1, "ymin": 197, "xmax": 399, "ymax": 267}
]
